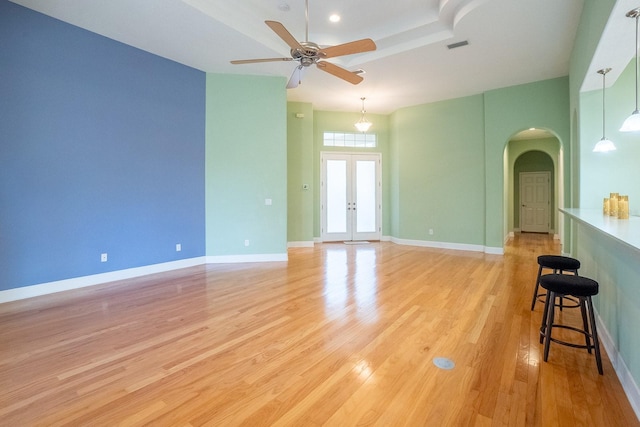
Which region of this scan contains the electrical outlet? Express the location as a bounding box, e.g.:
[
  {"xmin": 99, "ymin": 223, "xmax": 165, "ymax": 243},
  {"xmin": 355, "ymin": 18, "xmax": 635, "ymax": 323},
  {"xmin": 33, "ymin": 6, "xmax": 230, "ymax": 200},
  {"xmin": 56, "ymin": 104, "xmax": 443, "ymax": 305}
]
[
  {"xmin": 244, "ymin": 239, "xmax": 250, "ymax": 247},
  {"xmin": 101, "ymin": 253, "xmax": 108, "ymax": 262},
  {"xmin": 176, "ymin": 243, "xmax": 181, "ymax": 252},
  {"xmin": 265, "ymin": 198, "xmax": 272, "ymax": 206},
  {"xmin": 428, "ymin": 228, "xmax": 434, "ymax": 235}
]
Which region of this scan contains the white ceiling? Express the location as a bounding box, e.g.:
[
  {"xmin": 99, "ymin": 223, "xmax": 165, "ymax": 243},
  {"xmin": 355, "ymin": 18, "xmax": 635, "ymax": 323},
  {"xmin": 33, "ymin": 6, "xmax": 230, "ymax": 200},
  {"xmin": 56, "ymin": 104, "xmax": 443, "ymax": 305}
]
[{"xmin": 9, "ymin": 0, "xmax": 635, "ymax": 115}]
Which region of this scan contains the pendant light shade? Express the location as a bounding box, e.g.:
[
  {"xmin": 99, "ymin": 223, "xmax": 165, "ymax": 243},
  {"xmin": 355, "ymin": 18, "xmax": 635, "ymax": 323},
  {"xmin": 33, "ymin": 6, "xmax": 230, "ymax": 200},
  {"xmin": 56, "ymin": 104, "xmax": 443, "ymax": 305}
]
[
  {"xmin": 621, "ymin": 8, "xmax": 640, "ymax": 132},
  {"xmin": 354, "ymin": 97, "xmax": 372, "ymax": 132},
  {"xmin": 593, "ymin": 68, "xmax": 616, "ymax": 153}
]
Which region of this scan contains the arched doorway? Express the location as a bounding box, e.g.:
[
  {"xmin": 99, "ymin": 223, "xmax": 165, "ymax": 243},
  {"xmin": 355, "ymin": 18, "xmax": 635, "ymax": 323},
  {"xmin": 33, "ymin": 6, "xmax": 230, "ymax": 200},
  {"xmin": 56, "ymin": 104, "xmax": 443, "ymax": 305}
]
[
  {"xmin": 514, "ymin": 151, "xmax": 554, "ymax": 233},
  {"xmin": 505, "ymin": 129, "xmax": 562, "ymax": 239}
]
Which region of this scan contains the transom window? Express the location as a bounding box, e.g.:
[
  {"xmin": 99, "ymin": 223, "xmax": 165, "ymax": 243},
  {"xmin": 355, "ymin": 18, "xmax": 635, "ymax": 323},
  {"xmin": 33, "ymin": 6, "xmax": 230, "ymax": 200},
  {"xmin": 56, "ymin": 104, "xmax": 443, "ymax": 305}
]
[{"xmin": 323, "ymin": 132, "xmax": 377, "ymax": 148}]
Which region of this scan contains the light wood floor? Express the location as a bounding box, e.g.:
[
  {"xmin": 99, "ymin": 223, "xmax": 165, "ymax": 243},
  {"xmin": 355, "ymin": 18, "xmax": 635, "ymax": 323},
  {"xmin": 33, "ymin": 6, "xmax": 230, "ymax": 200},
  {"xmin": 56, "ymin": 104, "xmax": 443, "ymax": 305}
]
[{"xmin": 1, "ymin": 234, "xmax": 638, "ymax": 426}]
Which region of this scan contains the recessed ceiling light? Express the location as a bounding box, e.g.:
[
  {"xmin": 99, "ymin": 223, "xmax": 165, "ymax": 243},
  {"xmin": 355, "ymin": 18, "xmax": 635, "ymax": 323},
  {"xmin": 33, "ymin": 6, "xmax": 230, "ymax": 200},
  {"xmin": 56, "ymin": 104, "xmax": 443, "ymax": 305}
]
[
  {"xmin": 329, "ymin": 14, "xmax": 341, "ymax": 23},
  {"xmin": 278, "ymin": 3, "xmax": 290, "ymax": 12}
]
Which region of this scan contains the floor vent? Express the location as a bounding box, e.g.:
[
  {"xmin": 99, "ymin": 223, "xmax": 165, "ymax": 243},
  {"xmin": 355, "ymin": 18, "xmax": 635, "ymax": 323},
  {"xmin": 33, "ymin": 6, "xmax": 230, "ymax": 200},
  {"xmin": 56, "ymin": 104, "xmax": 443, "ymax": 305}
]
[{"xmin": 433, "ymin": 357, "xmax": 455, "ymax": 370}]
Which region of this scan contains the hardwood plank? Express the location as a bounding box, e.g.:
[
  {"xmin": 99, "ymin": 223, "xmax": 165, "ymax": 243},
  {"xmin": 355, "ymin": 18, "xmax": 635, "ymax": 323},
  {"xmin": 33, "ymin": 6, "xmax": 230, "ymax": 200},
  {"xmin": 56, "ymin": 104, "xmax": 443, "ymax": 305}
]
[{"xmin": 0, "ymin": 234, "xmax": 638, "ymax": 426}]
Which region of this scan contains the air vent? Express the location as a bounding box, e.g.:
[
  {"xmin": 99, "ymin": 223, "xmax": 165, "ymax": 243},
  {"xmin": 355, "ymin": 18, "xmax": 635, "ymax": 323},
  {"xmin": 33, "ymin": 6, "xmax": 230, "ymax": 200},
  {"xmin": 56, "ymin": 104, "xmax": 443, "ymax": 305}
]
[{"xmin": 447, "ymin": 40, "xmax": 469, "ymax": 50}]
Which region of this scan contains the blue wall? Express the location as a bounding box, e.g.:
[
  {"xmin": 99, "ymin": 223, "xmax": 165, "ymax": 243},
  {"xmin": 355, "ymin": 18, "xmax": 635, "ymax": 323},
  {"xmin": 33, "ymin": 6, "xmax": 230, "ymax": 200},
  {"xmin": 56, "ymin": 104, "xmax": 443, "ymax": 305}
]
[{"xmin": 0, "ymin": 1, "xmax": 206, "ymax": 290}]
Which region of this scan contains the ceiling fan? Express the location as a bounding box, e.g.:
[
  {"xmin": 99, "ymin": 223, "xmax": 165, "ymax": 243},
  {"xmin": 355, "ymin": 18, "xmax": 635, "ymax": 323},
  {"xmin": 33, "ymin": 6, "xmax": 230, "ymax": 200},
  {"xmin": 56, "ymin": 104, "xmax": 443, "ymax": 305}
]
[{"xmin": 230, "ymin": 0, "xmax": 376, "ymax": 88}]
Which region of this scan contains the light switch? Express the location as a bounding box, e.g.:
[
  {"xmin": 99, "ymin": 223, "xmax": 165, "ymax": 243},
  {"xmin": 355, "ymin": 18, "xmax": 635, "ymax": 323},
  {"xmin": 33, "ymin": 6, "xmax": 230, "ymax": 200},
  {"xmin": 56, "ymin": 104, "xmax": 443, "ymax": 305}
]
[{"xmin": 265, "ymin": 198, "xmax": 272, "ymax": 205}]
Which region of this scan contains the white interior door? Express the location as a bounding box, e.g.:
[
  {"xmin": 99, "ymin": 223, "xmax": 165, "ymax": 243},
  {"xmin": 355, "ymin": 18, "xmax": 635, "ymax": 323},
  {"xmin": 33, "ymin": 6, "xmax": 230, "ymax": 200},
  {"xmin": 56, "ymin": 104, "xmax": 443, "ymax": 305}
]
[
  {"xmin": 321, "ymin": 153, "xmax": 381, "ymax": 242},
  {"xmin": 520, "ymin": 171, "xmax": 550, "ymax": 233}
]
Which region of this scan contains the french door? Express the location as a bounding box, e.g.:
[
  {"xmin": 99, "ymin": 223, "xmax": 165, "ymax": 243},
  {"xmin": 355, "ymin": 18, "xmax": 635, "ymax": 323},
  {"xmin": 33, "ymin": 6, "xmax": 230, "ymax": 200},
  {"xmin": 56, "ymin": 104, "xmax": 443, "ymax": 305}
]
[{"xmin": 321, "ymin": 152, "xmax": 381, "ymax": 242}]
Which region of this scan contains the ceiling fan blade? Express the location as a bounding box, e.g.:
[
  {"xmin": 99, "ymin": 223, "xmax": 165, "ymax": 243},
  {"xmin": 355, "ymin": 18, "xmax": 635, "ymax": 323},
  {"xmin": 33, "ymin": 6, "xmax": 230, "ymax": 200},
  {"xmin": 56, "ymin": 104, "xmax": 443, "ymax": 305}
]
[
  {"xmin": 265, "ymin": 20, "xmax": 303, "ymax": 50},
  {"xmin": 320, "ymin": 39, "xmax": 377, "ymax": 59},
  {"xmin": 230, "ymin": 57, "xmax": 294, "ymax": 64},
  {"xmin": 287, "ymin": 66, "xmax": 306, "ymax": 89},
  {"xmin": 316, "ymin": 61, "xmax": 364, "ymax": 85}
]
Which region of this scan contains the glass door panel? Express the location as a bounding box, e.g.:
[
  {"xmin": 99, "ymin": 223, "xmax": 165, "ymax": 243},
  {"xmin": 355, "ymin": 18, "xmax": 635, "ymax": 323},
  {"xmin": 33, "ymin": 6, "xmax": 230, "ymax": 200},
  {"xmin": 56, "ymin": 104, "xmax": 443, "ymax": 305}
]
[
  {"xmin": 355, "ymin": 159, "xmax": 376, "ymax": 233},
  {"xmin": 326, "ymin": 159, "xmax": 348, "ymax": 233},
  {"xmin": 321, "ymin": 153, "xmax": 381, "ymax": 242}
]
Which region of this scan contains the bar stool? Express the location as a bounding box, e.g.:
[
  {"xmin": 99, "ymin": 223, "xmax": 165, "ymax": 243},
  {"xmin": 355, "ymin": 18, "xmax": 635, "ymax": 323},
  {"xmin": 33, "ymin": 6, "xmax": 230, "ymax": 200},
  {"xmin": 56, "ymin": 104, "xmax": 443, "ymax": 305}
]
[
  {"xmin": 531, "ymin": 255, "xmax": 580, "ymax": 310},
  {"xmin": 538, "ymin": 274, "xmax": 603, "ymax": 375}
]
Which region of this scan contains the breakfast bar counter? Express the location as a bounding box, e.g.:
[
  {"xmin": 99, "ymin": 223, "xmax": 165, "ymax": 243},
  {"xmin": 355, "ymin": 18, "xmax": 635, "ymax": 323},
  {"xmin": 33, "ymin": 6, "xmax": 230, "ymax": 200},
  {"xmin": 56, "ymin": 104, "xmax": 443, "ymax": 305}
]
[{"xmin": 559, "ymin": 208, "xmax": 640, "ymax": 254}]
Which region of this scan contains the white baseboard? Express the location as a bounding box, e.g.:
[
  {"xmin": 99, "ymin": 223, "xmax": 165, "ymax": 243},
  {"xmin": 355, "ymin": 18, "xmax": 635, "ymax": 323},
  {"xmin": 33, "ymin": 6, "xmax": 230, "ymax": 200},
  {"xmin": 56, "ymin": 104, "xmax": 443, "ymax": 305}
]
[
  {"xmin": 206, "ymin": 253, "xmax": 288, "ymax": 263},
  {"xmin": 484, "ymin": 246, "xmax": 504, "ymax": 255},
  {"xmin": 505, "ymin": 232, "xmax": 514, "ymax": 245},
  {"xmin": 287, "ymin": 241, "xmax": 315, "ymax": 248},
  {"xmin": 0, "ymin": 257, "xmax": 207, "ymax": 304},
  {"xmin": 596, "ymin": 310, "xmax": 640, "ymax": 421},
  {"xmin": 312, "ymin": 236, "xmax": 392, "ymax": 243},
  {"xmin": 1, "ymin": 252, "xmax": 288, "ymax": 304},
  {"xmin": 390, "ymin": 237, "xmax": 503, "ymax": 255}
]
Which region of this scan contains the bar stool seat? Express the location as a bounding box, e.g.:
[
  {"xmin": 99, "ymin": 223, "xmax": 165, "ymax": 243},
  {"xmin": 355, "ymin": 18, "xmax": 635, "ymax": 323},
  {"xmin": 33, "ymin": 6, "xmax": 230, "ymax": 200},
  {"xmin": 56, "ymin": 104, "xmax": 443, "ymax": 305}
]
[
  {"xmin": 531, "ymin": 255, "xmax": 580, "ymax": 310},
  {"xmin": 538, "ymin": 274, "xmax": 603, "ymax": 375}
]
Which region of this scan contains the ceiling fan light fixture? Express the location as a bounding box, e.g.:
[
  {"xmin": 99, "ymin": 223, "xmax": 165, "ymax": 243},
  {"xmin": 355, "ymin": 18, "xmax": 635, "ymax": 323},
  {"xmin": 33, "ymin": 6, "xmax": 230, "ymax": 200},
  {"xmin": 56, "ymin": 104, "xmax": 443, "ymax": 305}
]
[
  {"xmin": 621, "ymin": 8, "xmax": 640, "ymax": 132},
  {"xmin": 355, "ymin": 97, "xmax": 372, "ymax": 132},
  {"xmin": 594, "ymin": 68, "xmax": 616, "ymax": 153}
]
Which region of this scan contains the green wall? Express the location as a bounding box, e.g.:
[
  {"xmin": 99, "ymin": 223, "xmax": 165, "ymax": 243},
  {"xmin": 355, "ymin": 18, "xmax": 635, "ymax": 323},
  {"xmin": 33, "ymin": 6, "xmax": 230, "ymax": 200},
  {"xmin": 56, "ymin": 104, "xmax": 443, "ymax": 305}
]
[
  {"xmin": 390, "ymin": 95, "xmax": 486, "ymax": 245},
  {"xmin": 287, "ymin": 102, "xmax": 314, "ymax": 244},
  {"xmin": 206, "ymin": 73, "xmax": 287, "ymax": 257},
  {"xmin": 484, "ymin": 77, "xmax": 570, "ymax": 248}
]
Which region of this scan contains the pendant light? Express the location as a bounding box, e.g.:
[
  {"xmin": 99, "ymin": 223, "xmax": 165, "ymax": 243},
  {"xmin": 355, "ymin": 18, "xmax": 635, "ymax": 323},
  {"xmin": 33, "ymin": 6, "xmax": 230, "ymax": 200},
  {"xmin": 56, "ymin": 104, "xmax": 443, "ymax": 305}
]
[
  {"xmin": 620, "ymin": 8, "xmax": 640, "ymax": 132},
  {"xmin": 593, "ymin": 68, "xmax": 616, "ymax": 152},
  {"xmin": 354, "ymin": 97, "xmax": 372, "ymax": 132}
]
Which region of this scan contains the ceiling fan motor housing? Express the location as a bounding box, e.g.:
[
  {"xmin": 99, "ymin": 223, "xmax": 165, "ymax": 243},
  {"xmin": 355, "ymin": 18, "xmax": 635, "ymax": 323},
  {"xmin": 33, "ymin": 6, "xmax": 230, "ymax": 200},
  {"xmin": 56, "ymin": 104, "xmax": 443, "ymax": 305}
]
[{"xmin": 292, "ymin": 41, "xmax": 322, "ymax": 66}]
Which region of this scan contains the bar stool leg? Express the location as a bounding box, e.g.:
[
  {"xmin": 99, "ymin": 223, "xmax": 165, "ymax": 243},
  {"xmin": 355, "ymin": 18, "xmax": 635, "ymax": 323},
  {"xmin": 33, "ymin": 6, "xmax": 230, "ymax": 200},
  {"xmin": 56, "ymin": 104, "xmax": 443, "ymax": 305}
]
[
  {"xmin": 579, "ymin": 297, "xmax": 592, "ymax": 354},
  {"xmin": 586, "ymin": 296, "xmax": 604, "ymax": 375},
  {"xmin": 558, "ymin": 272, "xmax": 564, "ymax": 311},
  {"xmin": 531, "ymin": 264, "xmax": 544, "ymax": 310},
  {"xmin": 539, "ymin": 287, "xmax": 552, "ymax": 344},
  {"xmin": 543, "ymin": 291, "xmax": 556, "ymax": 361}
]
